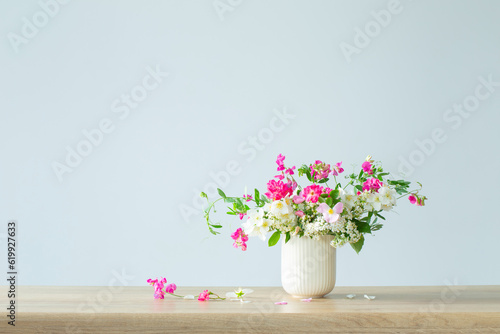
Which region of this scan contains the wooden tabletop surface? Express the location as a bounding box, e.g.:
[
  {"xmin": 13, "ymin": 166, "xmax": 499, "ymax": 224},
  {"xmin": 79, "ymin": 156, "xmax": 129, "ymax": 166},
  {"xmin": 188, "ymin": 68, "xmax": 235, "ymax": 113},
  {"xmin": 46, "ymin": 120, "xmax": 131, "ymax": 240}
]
[{"xmin": 2, "ymin": 285, "xmax": 499, "ymax": 333}]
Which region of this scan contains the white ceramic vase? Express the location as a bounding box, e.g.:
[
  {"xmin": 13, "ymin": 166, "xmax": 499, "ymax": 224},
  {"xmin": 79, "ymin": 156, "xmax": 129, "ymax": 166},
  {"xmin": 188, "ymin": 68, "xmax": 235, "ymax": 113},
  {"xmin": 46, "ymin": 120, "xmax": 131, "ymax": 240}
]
[{"xmin": 281, "ymin": 235, "xmax": 336, "ymax": 298}]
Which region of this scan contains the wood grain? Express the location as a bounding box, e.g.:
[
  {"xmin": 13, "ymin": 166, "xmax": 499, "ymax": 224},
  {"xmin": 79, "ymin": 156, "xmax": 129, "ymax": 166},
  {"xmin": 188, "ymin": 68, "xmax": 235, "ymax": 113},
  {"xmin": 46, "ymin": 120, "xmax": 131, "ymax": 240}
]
[{"xmin": 1, "ymin": 286, "xmax": 499, "ymax": 333}]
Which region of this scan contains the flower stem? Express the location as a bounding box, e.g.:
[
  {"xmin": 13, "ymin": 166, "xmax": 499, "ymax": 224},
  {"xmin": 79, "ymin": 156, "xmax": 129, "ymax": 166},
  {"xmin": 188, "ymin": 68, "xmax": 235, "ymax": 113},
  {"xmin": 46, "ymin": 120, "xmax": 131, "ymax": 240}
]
[{"xmin": 209, "ymin": 292, "xmax": 226, "ymax": 300}]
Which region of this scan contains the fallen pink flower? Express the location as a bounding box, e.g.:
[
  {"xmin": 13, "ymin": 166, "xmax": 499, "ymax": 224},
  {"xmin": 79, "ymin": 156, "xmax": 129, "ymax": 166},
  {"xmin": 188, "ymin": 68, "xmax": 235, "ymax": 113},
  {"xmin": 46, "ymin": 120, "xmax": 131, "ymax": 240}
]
[
  {"xmin": 165, "ymin": 283, "xmax": 177, "ymax": 294},
  {"xmin": 274, "ymin": 301, "xmax": 288, "ymax": 305},
  {"xmin": 301, "ymin": 298, "xmax": 312, "ymax": 302},
  {"xmin": 198, "ymin": 290, "xmax": 210, "ymax": 301}
]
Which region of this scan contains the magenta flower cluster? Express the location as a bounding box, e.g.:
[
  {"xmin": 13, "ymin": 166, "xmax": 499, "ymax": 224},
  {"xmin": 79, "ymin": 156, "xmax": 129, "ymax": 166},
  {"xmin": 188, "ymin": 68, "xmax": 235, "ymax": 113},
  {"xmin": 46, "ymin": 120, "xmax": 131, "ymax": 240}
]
[
  {"xmin": 147, "ymin": 277, "xmax": 225, "ymax": 301},
  {"xmin": 147, "ymin": 277, "xmax": 177, "ymax": 299},
  {"xmin": 231, "ymin": 227, "xmax": 248, "ymax": 251}
]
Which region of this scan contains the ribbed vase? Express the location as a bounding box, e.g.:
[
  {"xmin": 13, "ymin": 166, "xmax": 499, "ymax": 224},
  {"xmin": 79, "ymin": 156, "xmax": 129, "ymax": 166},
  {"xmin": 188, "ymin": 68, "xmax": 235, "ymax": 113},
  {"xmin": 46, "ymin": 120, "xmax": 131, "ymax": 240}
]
[{"xmin": 281, "ymin": 235, "xmax": 336, "ymax": 298}]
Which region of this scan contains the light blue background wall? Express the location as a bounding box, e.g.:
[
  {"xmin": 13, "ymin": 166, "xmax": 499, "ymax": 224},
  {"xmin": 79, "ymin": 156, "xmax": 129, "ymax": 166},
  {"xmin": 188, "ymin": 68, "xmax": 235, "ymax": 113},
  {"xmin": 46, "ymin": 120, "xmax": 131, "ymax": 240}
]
[{"xmin": 1, "ymin": 0, "xmax": 499, "ymax": 287}]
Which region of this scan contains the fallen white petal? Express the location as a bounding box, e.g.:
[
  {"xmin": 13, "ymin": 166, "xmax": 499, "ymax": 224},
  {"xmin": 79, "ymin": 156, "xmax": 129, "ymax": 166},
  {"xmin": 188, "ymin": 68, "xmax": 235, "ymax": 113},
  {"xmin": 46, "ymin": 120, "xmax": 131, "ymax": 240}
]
[
  {"xmin": 226, "ymin": 292, "xmax": 237, "ymax": 298},
  {"xmin": 184, "ymin": 295, "xmax": 195, "ymax": 300},
  {"xmin": 364, "ymin": 294, "xmax": 376, "ymax": 300},
  {"xmin": 241, "ymin": 300, "xmax": 252, "ymax": 303},
  {"xmin": 242, "ymin": 289, "xmax": 254, "ymax": 294},
  {"xmin": 346, "ymin": 294, "xmax": 356, "ymax": 299}
]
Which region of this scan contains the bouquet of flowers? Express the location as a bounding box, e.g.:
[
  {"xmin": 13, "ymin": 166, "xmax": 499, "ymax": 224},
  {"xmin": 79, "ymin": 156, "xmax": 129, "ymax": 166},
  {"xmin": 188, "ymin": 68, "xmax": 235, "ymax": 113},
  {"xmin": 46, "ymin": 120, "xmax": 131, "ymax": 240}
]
[{"xmin": 202, "ymin": 154, "xmax": 426, "ymax": 253}]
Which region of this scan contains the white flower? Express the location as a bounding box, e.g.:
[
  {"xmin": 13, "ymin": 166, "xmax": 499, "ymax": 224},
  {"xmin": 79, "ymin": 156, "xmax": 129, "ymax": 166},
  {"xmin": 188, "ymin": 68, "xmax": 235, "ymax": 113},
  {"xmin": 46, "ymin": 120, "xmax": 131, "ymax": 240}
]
[
  {"xmin": 242, "ymin": 209, "xmax": 269, "ymax": 240},
  {"xmin": 378, "ymin": 186, "xmax": 397, "ymax": 206},
  {"xmin": 341, "ymin": 190, "xmax": 357, "ymax": 209},
  {"xmin": 270, "ymin": 199, "xmax": 291, "ymax": 216},
  {"xmin": 365, "ymin": 193, "xmax": 382, "ymax": 211},
  {"xmin": 226, "ymin": 288, "xmax": 254, "ymax": 302}
]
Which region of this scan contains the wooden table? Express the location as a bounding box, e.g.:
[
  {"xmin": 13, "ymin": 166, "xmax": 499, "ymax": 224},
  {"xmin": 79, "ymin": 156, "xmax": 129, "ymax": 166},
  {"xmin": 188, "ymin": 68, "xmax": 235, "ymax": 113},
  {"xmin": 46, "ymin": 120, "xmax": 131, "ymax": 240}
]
[{"xmin": 1, "ymin": 286, "xmax": 499, "ymax": 333}]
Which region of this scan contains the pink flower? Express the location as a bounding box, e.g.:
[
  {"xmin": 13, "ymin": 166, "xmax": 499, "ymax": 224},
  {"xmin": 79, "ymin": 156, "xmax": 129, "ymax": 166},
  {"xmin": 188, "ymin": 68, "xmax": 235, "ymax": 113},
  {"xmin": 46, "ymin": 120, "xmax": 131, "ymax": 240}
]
[
  {"xmin": 362, "ymin": 178, "xmax": 383, "ymax": 192},
  {"xmin": 275, "ymin": 174, "xmax": 285, "ymax": 180},
  {"xmin": 408, "ymin": 194, "xmax": 417, "ymax": 204},
  {"xmin": 416, "ymin": 197, "xmax": 425, "ymax": 206},
  {"xmin": 238, "ymin": 213, "xmax": 247, "ymax": 220},
  {"xmin": 285, "ymin": 166, "xmax": 296, "ymax": 175},
  {"xmin": 231, "ymin": 228, "xmax": 249, "ymax": 251},
  {"xmin": 317, "ymin": 202, "xmax": 343, "ymax": 223},
  {"xmin": 302, "ymin": 184, "xmax": 324, "ymax": 203},
  {"xmin": 295, "ymin": 210, "xmax": 304, "ymax": 217},
  {"xmin": 310, "ymin": 160, "xmax": 331, "ymax": 180},
  {"xmin": 148, "ymin": 277, "xmax": 167, "ymax": 299},
  {"xmin": 198, "ymin": 290, "xmax": 210, "ymax": 301},
  {"xmin": 331, "ymin": 162, "xmax": 344, "ymax": 176},
  {"xmin": 243, "ymin": 194, "xmax": 253, "ymax": 202},
  {"xmin": 274, "ymin": 301, "xmax": 288, "ymax": 305},
  {"xmin": 362, "ymin": 161, "xmax": 373, "ymax": 175},
  {"xmin": 165, "ymin": 283, "xmax": 177, "ymax": 294},
  {"xmin": 154, "ymin": 287, "xmax": 165, "ymax": 299},
  {"xmin": 276, "ymin": 154, "xmax": 286, "ymax": 171},
  {"xmin": 293, "ymin": 195, "xmax": 305, "ymax": 204},
  {"xmin": 265, "ymin": 179, "xmax": 293, "ymax": 200}
]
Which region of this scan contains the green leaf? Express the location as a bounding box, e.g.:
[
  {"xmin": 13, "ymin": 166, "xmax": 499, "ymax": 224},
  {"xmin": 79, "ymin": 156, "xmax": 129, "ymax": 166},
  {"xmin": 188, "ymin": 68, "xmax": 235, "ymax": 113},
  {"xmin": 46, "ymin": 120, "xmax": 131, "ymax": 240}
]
[
  {"xmin": 306, "ymin": 171, "xmax": 313, "ymax": 182},
  {"xmin": 217, "ymin": 189, "xmax": 226, "ymax": 198},
  {"xmin": 254, "ymin": 189, "xmax": 260, "ymax": 205},
  {"xmin": 326, "ymin": 197, "xmax": 333, "ymax": 207},
  {"xmin": 329, "ymin": 189, "xmax": 340, "ymax": 199},
  {"xmin": 350, "ymin": 235, "xmax": 365, "ymax": 254},
  {"xmin": 354, "ymin": 221, "xmax": 371, "ymax": 233},
  {"xmin": 224, "ymin": 197, "xmax": 235, "ymax": 203},
  {"xmin": 285, "ymin": 232, "xmax": 291, "ymax": 244},
  {"xmin": 200, "ymin": 192, "xmax": 208, "ymax": 198},
  {"xmin": 355, "ymin": 185, "xmax": 363, "ymax": 192},
  {"xmin": 268, "ymin": 231, "xmax": 281, "ymax": 247},
  {"xmin": 318, "ymin": 178, "xmax": 329, "ymax": 183},
  {"xmin": 226, "ymin": 211, "xmax": 237, "ymax": 215},
  {"xmin": 395, "ymin": 186, "xmax": 408, "ymax": 195},
  {"xmin": 211, "ymin": 224, "xmax": 222, "ymax": 228}
]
